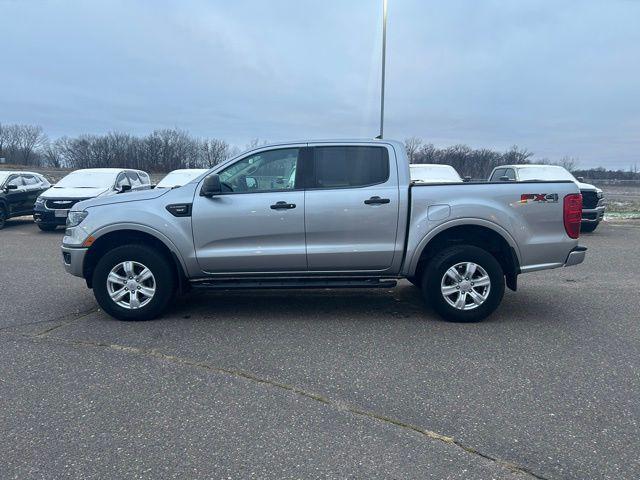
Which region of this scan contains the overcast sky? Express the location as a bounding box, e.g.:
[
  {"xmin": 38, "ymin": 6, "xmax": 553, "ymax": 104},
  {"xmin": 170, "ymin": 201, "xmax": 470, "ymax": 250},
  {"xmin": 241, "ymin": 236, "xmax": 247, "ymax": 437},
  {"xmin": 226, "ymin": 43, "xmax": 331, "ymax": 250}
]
[{"xmin": 1, "ymin": 0, "xmax": 639, "ymax": 168}]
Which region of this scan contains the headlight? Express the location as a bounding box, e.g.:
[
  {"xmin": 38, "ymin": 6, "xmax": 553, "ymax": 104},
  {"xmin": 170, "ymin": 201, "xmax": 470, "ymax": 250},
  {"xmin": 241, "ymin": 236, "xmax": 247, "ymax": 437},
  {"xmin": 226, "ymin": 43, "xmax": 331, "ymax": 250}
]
[
  {"xmin": 66, "ymin": 210, "xmax": 88, "ymax": 227},
  {"xmin": 35, "ymin": 197, "xmax": 45, "ymax": 206}
]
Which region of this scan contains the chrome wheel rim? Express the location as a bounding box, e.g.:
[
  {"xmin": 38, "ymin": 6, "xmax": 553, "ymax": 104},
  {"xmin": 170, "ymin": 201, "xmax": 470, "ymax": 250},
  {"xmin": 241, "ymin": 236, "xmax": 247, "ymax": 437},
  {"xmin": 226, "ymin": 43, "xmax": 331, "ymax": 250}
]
[
  {"xmin": 106, "ymin": 261, "xmax": 156, "ymax": 310},
  {"xmin": 440, "ymin": 262, "xmax": 491, "ymax": 311}
]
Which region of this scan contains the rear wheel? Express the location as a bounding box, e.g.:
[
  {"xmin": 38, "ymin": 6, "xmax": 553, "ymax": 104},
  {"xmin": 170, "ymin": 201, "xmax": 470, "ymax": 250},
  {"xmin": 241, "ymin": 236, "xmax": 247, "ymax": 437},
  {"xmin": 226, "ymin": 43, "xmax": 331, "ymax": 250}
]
[
  {"xmin": 37, "ymin": 224, "xmax": 57, "ymax": 231},
  {"xmin": 422, "ymin": 245, "xmax": 504, "ymax": 322},
  {"xmin": 580, "ymin": 222, "xmax": 599, "ymax": 233},
  {"xmin": 92, "ymin": 244, "xmax": 176, "ymax": 321}
]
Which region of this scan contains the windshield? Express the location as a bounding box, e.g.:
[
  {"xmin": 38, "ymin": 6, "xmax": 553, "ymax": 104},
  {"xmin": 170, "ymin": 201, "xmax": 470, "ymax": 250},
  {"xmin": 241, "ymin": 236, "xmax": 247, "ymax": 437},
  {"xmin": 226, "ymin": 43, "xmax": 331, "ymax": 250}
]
[
  {"xmin": 156, "ymin": 170, "xmax": 207, "ymax": 188},
  {"xmin": 55, "ymin": 171, "xmax": 118, "ymax": 188},
  {"xmin": 410, "ymin": 165, "xmax": 462, "ymax": 182},
  {"xmin": 517, "ymin": 166, "xmax": 576, "ymax": 181}
]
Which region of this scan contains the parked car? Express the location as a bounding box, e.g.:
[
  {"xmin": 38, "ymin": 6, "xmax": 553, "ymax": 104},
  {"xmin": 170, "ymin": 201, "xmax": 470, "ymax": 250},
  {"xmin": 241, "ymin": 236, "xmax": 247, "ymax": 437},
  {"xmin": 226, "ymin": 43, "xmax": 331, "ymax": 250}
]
[
  {"xmin": 0, "ymin": 171, "xmax": 51, "ymax": 229},
  {"xmin": 410, "ymin": 164, "xmax": 463, "ymax": 183},
  {"xmin": 156, "ymin": 169, "xmax": 209, "ymax": 189},
  {"xmin": 61, "ymin": 139, "xmax": 586, "ymax": 323},
  {"xmin": 34, "ymin": 168, "xmax": 151, "ymax": 231},
  {"xmin": 487, "ymin": 164, "xmax": 605, "ymax": 232}
]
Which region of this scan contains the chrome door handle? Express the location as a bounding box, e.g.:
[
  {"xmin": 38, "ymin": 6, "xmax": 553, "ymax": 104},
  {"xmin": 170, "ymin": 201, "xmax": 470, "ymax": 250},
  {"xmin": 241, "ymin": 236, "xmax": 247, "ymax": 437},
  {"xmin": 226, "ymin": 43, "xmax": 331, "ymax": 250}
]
[
  {"xmin": 364, "ymin": 196, "xmax": 390, "ymax": 205},
  {"xmin": 270, "ymin": 201, "xmax": 296, "ymax": 210}
]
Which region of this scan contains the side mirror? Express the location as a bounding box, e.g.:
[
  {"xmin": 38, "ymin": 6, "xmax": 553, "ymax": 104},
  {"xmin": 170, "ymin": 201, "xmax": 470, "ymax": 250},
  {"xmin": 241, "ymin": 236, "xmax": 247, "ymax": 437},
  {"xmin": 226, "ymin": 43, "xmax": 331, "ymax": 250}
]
[
  {"xmin": 5, "ymin": 184, "xmax": 18, "ymax": 190},
  {"xmin": 118, "ymin": 184, "xmax": 132, "ymax": 193},
  {"xmin": 463, "ymin": 176, "xmax": 472, "ymax": 183},
  {"xmin": 150, "ymin": 184, "xmax": 156, "ymax": 189},
  {"xmin": 200, "ymin": 174, "xmax": 222, "ymax": 197},
  {"xmin": 576, "ymin": 176, "xmax": 584, "ymax": 182},
  {"xmin": 499, "ymin": 176, "xmax": 510, "ymax": 181}
]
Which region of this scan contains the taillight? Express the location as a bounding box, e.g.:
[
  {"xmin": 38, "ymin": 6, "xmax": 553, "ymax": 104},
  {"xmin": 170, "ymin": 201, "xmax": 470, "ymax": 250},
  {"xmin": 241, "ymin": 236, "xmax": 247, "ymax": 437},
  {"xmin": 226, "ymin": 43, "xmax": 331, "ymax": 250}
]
[{"xmin": 563, "ymin": 193, "xmax": 582, "ymax": 239}]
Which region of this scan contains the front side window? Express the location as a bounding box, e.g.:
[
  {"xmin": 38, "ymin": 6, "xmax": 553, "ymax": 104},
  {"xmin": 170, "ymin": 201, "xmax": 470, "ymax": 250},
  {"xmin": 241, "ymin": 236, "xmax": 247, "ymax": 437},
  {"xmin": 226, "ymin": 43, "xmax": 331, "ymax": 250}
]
[
  {"xmin": 7, "ymin": 176, "xmax": 24, "ymax": 187},
  {"xmin": 312, "ymin": 146, "xmax": 389, "ymax": 189},
  {"xmin": 127, "ymin": 171, "xmax": 142, "ymax": 187},
  {"xmin": 115, "ymin": 173, "xmax": 131, "ymax": 189},
  {"xmin": 504, "ymin": 169, "xmax": 516, "ymax": 181},
  {"xmin": 490, "ymin": 168, "xmax": 506, "ymax": 181},
  {"xmin": 219, "ymin": 148, "xmax": 299, "ymax": 193}
]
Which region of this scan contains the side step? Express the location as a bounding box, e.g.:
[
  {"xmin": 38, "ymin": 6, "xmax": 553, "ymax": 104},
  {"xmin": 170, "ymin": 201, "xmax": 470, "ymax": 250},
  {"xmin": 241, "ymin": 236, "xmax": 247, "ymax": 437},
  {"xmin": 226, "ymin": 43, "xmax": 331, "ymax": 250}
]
[{"xmin": 191, "ymin": 277, "xmax": 398, "ymax": 290}]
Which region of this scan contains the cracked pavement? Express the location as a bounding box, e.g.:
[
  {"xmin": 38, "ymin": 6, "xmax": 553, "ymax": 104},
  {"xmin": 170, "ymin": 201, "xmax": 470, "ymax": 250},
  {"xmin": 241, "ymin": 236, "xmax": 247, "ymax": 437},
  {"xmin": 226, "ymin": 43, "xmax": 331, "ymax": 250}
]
[{"xmin": 1, "ymin": 218, "xmax": 639, "ymax": 479}]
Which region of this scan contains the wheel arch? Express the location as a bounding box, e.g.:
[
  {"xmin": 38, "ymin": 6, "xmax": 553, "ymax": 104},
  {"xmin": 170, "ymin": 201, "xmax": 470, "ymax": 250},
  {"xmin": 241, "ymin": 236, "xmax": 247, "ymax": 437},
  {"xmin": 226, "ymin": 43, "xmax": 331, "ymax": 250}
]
[
  {"xmin": 408, "ymin": 220, "xmax": 521, "ymax": 291},
  {"xmin": 82, "ymin": 226, "xmax": 188, "ymax": 291}
]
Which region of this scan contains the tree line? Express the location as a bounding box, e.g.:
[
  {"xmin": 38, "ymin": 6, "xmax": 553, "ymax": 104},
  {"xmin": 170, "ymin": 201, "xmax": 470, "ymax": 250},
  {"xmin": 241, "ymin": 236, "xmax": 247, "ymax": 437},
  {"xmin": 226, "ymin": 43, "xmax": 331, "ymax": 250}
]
[
  {"xmin": 1, "ymin": 123, "xmax": 638, "ymax": 179},
  {"xmin": 405, "ymin": 136, "xmax": 639, "ymax": 180},
  {"xmin": 0, "ymin": 123, "xmax": 242, "ymax": 172}
]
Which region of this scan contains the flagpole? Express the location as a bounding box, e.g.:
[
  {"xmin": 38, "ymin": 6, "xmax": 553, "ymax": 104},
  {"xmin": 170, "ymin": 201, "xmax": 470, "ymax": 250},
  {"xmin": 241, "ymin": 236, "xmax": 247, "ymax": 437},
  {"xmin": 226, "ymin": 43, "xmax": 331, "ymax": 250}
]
[{"xmin": 379, "ymin": 0, "xmax": 388, "ymax": 139}]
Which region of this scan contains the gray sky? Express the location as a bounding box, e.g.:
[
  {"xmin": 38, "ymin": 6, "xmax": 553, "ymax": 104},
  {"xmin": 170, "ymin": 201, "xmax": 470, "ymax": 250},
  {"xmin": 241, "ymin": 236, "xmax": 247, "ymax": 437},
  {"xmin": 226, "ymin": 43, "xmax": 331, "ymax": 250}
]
[{"xmin": 1, "ymin": 0, "xmax": 639, "ymax": 169}]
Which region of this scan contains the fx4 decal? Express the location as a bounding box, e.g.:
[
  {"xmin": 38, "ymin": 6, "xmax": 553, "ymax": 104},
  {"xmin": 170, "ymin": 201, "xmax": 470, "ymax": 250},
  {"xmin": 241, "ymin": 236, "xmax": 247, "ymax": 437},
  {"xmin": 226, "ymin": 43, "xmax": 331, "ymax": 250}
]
[{"xmin": 520, "ymin": 193, "xmax": 559, "ymax": 203}]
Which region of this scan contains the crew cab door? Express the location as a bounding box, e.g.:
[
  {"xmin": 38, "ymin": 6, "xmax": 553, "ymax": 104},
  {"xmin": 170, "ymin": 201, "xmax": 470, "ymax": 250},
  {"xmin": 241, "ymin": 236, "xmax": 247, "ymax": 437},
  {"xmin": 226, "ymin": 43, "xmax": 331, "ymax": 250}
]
[
  {"xmin": 304, "ymin": 145, "xmax": 400, "ymax": 271},
  {"xmin": 192, "ymin": 147, "xmax": 307, "ymax": 273}
]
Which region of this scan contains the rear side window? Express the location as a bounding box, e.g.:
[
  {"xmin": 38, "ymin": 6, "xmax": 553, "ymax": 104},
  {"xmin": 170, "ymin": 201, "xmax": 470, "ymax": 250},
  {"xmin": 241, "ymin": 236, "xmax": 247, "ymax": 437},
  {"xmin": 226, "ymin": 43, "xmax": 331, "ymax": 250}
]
[
  {"xmin": 23, "ymin": 175, "xmax": 39, "ymax": 186},
  {"xmin": 312, "ymin": 146, "xmax": 389, "ymax": 188},
  {"xmin": 138, "ymin": 172, "xmax": 150, "ymax": 185}
]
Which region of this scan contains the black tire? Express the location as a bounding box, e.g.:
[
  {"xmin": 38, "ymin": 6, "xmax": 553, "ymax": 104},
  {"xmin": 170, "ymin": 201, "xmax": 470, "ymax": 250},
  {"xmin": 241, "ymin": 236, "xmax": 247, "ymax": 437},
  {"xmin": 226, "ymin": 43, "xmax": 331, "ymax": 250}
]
[
  {"xmin": 422, "ymin": 245, "xmax": 505, "ymax": 323},
  {"xmin": 580, "ymin": 222, "xmax": 599, "ymax": 233},
  {"xmin": 407, "ymin": 276, "xmax": 422, "ymax": 288},
  {"xmin": 0, "ymin": 207, "xmax": 6, "ymax": 230},
  {"xmin": 37, "ymin": 224, "xmax": 58, "ymax": 231},
  {"xmin": 92, "ymin": 244, "xmax": 176, "ymax": 321}
]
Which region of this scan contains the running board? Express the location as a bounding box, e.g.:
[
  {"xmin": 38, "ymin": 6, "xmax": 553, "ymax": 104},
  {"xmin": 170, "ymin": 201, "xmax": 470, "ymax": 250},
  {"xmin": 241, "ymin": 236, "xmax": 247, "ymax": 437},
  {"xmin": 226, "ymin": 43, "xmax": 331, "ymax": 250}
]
[{"xmin": 191, "ymin": 278, "xmax": 398, "ymax": 290}]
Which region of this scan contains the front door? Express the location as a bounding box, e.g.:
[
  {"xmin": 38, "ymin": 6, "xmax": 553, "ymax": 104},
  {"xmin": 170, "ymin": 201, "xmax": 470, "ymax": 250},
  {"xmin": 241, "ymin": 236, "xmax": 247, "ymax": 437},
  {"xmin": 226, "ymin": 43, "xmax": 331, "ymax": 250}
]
[
  {"xmin": 5, "ymin": 175, "xmax": 29, "ymax": 215},
  {"xmin": 192, "ymin": 147, "xmax": 307, "ymax": 274},
  {"xmin": 304, "ymin": 145, "xmax": 400, "ymax": 271}
]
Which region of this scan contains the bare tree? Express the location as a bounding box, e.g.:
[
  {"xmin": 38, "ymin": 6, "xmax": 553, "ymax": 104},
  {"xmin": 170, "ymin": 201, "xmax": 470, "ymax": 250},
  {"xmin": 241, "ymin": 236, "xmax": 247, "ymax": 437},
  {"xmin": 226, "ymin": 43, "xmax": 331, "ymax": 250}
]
[
  {"xmin": 245, "ymin": 138, "xmax": 268, "ymax": 150},
  {"xmin": 201, "ymin": 138, "xmax": 230, "ymax": 167},
  {"xmin": 558, "ymin": 156, "xmax": 579, "ymax": 172},
  {"xmin": 404, "ymin": 136, "xmax": 423, "ymax": 163}
]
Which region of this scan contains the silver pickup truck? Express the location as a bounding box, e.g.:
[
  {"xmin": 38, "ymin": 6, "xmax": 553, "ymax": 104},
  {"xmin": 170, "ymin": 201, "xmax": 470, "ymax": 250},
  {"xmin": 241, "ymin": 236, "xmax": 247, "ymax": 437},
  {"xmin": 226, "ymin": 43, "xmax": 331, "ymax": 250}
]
[{"xmin": 61, "ymin": 139, "xmax": 586, "ymax": 322}]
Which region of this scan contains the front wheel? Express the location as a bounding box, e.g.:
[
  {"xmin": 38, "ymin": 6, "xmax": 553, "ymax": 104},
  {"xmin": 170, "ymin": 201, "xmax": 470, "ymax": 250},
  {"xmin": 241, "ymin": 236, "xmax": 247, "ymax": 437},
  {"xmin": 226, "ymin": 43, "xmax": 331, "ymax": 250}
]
[
  {"xmin": 92, "ymin": 244, "xmax": 176, "ymax": 321},
  {"xmin": 422, "ymin": 245, "xmax": 505, "ymax": 322}
]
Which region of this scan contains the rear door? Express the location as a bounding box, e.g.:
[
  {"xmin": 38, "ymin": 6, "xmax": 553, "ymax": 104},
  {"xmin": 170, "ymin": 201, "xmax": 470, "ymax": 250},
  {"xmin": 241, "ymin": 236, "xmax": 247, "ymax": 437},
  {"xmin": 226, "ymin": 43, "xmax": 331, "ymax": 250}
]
[
  {"xmin": 192, "ymin": 147, "xmax": 307, "ymax": 273},
  {"xmin": 304, "ymin": 144, "xmax": 399, "ymax": 271},
  {"xmin": 22, "ymin": 175, "xmax": 42, "ymax": 212}
]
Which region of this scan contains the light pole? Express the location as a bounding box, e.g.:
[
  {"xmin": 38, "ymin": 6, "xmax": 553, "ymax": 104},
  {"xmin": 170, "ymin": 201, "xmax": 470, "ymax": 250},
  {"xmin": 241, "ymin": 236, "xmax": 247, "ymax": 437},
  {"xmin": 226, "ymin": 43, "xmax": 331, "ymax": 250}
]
[{"xmin": 378, "ymin": 0, "xmax": 388, "ymax": 139}]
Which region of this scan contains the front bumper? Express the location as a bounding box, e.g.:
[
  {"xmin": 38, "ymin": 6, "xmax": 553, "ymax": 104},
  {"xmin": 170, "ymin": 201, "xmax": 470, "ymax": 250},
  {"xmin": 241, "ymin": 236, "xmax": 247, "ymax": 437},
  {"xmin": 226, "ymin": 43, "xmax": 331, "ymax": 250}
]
[
  {"xmin": 34, "ymin": 204, "xmax": 68, "ymax": 226},
  {"xmin": 564, "ymin": 246, "xmax": 587, "ymax": 267},
  {"xmin": 61, "ymin": 245, "xmax": 88, "ymax": 277},
  {"xmin": 581, "ymin": 206, "xmax": 605, "ymax": 224}
]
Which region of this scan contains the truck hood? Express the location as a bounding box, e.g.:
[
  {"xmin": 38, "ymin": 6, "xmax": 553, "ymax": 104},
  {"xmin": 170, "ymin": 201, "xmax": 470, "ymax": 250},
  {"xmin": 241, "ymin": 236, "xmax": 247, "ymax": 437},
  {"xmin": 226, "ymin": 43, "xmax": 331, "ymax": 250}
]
[
  {"xmin": 75, "ymin": 188, "xmax": 169, "ymax": 210},
  {"xmin": 40, "ymin": 186, "xmax": 111, "ymax": 199}
]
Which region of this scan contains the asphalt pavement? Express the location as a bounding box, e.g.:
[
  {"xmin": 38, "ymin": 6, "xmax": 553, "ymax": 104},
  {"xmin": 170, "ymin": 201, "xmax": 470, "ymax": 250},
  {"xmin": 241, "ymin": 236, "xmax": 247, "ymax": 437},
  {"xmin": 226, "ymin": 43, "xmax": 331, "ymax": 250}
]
[{"xmin": 1, "ymin": 218, "xmax": 639, "ymax": 479}]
